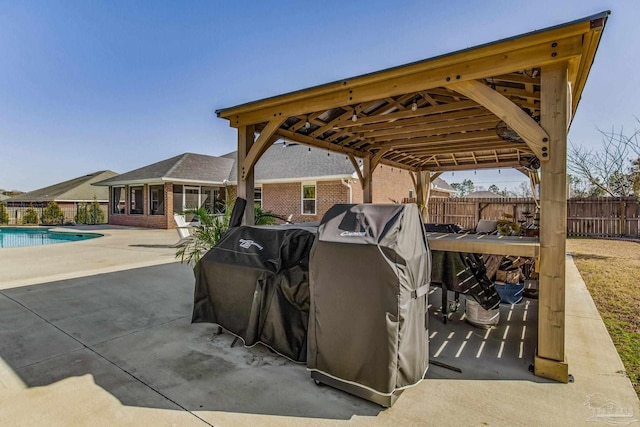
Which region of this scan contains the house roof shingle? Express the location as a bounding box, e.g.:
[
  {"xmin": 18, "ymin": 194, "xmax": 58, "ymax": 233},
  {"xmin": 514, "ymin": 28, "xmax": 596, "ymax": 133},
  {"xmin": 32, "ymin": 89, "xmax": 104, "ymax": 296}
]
[
  {"xmin": 95, "ymin": 153, "xmax": 235, "ymax": 186},
  {"xmin": 223, "ymin": 143, "xmax": 357, "ymax": 182},
  {"xmin": 431, "ymin": 177, "xmax": 455, "ymax": 193},
  {"xmin": 96, "ymin": 144, "xmax": 455, "ymax": 191},
  {"xmin": 6, "ymin": 171, "xmax": 118, "ymax": 203}
]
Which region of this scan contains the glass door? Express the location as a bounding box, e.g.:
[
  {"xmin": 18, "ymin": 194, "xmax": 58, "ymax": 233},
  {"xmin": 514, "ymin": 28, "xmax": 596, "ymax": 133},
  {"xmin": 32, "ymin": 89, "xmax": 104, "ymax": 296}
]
[{"xmin": 183, "ymin": 186, "xmax": 201, "ymax": 221}]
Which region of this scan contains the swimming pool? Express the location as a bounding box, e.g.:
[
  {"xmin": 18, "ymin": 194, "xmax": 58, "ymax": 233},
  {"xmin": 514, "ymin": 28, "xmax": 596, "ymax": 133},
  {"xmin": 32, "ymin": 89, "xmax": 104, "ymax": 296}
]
[{"xmin": 0, "ymin": 227, "xmax": 103, "ymax": 248}]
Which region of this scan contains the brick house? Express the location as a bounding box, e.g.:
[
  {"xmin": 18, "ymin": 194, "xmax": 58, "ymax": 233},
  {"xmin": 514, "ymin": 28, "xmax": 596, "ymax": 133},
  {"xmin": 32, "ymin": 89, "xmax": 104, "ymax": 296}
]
[
  {"xmin": 4, "ymin": 170, "xmax": 117, "ymax": 225},
  {"xmin": 95, "ymin": 143, "xmax": 454, "ymax": 229}
]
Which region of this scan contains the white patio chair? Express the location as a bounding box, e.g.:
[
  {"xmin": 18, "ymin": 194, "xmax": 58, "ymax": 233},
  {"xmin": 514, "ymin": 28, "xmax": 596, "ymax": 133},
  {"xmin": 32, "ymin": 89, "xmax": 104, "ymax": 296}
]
[{"xmin": 173, "ymin": 214, "xmax": 192, "ymax": 240}]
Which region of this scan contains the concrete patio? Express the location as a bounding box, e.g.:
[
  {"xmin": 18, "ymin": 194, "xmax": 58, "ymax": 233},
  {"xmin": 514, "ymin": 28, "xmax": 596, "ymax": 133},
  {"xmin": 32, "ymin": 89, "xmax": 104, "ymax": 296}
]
[{"xmin": 0, "ymin": 226, "xmax": 638, "ymax": 426}]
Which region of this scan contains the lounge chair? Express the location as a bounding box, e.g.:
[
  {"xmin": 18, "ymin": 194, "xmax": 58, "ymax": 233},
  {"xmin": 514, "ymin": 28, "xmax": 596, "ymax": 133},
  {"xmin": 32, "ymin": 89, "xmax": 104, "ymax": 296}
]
[
  {"xmin": 173, "ymin": 214, "xmax": 192, "ymax": 241},
  {"xmin": 459, "ymin": 219, "xmax": 498, "ymax": 235}
]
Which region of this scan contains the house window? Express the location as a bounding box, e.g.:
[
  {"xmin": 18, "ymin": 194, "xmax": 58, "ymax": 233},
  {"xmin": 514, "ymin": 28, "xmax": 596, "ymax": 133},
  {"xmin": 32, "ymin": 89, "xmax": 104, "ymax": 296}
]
[
  {"xmin": 149, "ymin": 185, "xmax": 164, "ymax": 215},
  {"xmin": 112, "ymin": 187, "xmax": 125, "ymax": 214},
  {"xmin": 202, "ymin": 186, "xmax": 215, "ymax": 213},
  {"xmin": 173, "ymin": 185, "xmax": 183, "ymax": 212},
  {"xmin": 130, "ymin": 186, "xmax": 144, "ymax": 215},
  {"xmin": 183, "ymin": 186, "xmax": 200, "ymax": 211},
  {"xmin": 255, "ymin": 187, "xmax": 262, "ymax": 208},
  {"xmin": 302, "ymin": 182, "xmax": 316, "ymax": 215},
  {"xmin": 409, "ymin": 189, "xmax": 414, "ymax": 198}
]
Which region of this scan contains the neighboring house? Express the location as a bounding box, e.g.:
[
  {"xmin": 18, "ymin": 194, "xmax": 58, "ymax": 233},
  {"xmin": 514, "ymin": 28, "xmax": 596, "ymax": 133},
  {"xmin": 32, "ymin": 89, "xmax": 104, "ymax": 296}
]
[
  {"xmin": 4, "ymin": 171, "xmax": 117, "ymax": 224},
  {"xmin": 95, "ymin": 144, "xmax": 455, "ymax": 229},
  {"xmin": 0, "ymin": 194, "xmax": 10, "ymax": 202}
]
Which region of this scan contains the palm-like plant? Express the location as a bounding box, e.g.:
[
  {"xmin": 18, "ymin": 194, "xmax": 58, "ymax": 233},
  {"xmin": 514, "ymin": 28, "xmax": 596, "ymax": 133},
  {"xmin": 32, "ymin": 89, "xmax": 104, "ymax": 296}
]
[{"xmin": 175, "ymin": 201, "xmax": 286, "ymax": 266}]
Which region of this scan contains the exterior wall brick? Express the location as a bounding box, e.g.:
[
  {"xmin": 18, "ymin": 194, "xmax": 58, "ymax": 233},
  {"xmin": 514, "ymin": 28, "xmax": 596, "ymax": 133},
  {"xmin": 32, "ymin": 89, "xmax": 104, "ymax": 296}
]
[
  {"xmin": 108, "ymin": 183, "xmax": 175, "ymax": 229},
  {"xmin": 260, "ymin": 181, "xmax": 350, "ymax": 223},
  {"xmin": 372, "ymin": 166, "xmax": 415, "ymax": 203},
  {"xmin": 106, "ymin": 174, "xmax": 451, "ymax": 229}
]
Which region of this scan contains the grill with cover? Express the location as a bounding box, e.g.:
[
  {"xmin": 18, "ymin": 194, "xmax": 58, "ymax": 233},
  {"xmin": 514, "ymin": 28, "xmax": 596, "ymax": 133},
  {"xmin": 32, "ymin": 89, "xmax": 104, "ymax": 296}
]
[
  {"xmin": 308, "ymin": 204, "xmax": 431, "ymax": 407},
  {"xmin": 192, "ymin": 225, "xmax": 316, "ymax": 362}
]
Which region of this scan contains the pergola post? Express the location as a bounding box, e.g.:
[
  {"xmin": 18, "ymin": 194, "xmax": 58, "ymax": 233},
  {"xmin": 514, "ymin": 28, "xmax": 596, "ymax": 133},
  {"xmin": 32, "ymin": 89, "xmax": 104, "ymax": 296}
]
[
  {"xmin": 535, "ymin": 62, "xmax": 569, "ymax": 382},
  {"xmin": 237, "ymin": 124, "xmax": 255, "ymax": 225},
  {"xmin": 362, "ymin": 156, "xmax": 373, "ymax": 203},
  {"xmin": 416, "ymin": 171, "xmax": 429, "ymax": 221}
]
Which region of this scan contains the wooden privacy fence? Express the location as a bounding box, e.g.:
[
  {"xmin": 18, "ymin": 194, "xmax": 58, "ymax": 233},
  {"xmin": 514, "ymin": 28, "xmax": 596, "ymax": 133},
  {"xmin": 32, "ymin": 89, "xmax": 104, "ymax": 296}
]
[
  {"xmin": 404, "ymin": 196, "xmax": 640, "ymax": 238},
  {"xmin": 566, "ymin": 197, "xmax": 640, "ymax": 237}
]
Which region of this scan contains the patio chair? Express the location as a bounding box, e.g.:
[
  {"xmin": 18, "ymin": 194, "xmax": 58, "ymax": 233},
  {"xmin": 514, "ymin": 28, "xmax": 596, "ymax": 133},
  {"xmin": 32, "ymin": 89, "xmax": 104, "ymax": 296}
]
[
  {"xmin": 173, "ymin": 214, "xmax": 192, "ymax": 241},
  {"xmin": 460, "ymin": 219, "xmax": 498, "ymax": 235},
  {"xmin": 426, "ymin": 220, "xmax": 499, "ymax": 323}
]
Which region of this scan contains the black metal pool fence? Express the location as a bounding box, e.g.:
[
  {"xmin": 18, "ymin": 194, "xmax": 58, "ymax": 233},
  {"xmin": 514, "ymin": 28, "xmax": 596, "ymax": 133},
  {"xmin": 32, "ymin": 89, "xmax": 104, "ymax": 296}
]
[{"xmin": 2, "ymin": 203, "xmax": 109, "ymax": 226}]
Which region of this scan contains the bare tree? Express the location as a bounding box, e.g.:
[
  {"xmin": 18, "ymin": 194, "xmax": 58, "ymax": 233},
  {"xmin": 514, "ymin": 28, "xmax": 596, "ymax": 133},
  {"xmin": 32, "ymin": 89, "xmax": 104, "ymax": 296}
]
[
  {"xmin": 508, "ymin": 181, "xmax": 534, "ymax": 198},
  {"xmin": 569, "ymin": 121, "xmax": 640, "ymax": 197}
]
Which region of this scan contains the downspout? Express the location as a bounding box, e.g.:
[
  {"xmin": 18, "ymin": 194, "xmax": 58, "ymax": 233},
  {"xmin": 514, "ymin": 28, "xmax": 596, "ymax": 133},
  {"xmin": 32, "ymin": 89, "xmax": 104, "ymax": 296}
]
[{"xmin": 341, "ymin": 178, "xmax": 352, "ymax": 204}]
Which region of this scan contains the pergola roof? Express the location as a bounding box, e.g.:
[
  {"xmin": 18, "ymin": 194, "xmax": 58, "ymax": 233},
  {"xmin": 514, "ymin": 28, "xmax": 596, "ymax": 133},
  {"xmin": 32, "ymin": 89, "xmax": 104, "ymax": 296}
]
[{"xmin": 217, "ymin": 12, "xmax": 608, "ymax": 176}]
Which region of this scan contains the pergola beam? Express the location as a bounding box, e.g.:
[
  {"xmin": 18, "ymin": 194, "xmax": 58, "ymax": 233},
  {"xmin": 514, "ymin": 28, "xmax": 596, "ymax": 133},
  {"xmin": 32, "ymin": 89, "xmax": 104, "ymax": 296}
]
[
  {"xmin": 400, "ymin": 140, "xmax": 529, "ymax": 156},
  {"xmin": 448, "ymin": 80, "xmax": 550, "ymax": 161},
  {"xmin": 358, "ymin": 116, "xmax": 499, "ymax": 140},
  {"xmin": 338, "ymin": 100, "xmax": 480, "ymax": 129},
  {"xmin": 348, "ymin": 153, "xmax": 364, "ymax": 183},
  {"xmin": 418, "ymin": 159, "xmax": 522, "ymax": 172},
  {"xmin": 344, "ymin": 108, "xmax": 492, "ymax": 133},
  {"xmin": 242, "ymin": 118, "xmax": 286, "ymax": 180},
  {"xmin": 373, "ymin": 130, "xmax": 501, "ymax": 149}
]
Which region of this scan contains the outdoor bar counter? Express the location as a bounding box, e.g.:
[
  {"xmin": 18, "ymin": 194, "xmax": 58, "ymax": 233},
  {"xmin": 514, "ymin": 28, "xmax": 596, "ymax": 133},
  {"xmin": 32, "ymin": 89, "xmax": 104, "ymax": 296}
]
[{"xmin": 425, "ymin": 232, "xmax": 540, "ymax": 258}]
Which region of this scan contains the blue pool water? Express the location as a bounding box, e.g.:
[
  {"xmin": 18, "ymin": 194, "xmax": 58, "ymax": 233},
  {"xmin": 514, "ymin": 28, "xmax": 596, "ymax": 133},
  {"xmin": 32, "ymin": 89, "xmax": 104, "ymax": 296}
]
[{"xmin": 0, "ymin": 227, "xmax": 103, "ymax": 248}]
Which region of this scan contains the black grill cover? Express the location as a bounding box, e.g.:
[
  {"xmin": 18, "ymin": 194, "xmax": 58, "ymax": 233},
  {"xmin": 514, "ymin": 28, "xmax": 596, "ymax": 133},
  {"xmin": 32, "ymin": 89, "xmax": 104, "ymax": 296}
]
[
  {"xmin": 192, "ymin": 225, "xmax": 316, "ymax": 362},
  {"xmin": 308, "ymin": 204, "xmax": 430, "ymax": 399}
]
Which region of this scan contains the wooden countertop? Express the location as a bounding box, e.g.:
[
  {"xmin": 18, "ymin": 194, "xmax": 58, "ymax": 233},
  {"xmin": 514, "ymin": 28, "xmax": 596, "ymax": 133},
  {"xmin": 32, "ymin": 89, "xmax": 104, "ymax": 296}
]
[{"xmin": 426, "ymin": 232, "xmax": 540, "ymax": 257}]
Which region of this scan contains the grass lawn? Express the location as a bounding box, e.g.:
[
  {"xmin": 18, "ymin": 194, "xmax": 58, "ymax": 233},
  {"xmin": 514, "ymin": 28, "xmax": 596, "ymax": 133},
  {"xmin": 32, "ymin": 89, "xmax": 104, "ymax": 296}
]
[{"xmin": 566, "ymin": 238, "xmax": 640, "ymax": 397}]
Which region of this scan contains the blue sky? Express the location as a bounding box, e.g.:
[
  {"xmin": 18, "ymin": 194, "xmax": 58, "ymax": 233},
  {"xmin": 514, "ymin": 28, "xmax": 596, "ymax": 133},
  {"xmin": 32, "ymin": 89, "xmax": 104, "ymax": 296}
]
[{"xmin": 0, "ymin": 1, "xmax": 636, "ymax": 192}]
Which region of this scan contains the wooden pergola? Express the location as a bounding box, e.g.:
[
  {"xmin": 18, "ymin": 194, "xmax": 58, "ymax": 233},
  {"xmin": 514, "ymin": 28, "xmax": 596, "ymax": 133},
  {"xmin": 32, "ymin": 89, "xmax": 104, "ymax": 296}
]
[{"xmin": 216, "ymin": 12, "xmax": 608, "ymax": 383}]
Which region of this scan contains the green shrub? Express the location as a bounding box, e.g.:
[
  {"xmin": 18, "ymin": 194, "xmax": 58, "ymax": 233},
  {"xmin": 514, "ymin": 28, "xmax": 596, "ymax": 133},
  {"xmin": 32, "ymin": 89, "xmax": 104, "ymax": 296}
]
[
  {"xmin": 42, "ymin": 201, "xmax": 64, "ymax": 225},
  {"xmin": 75, "ymin": 197, "xmax": 105, "ymax": 224},
  {"xmin": 75, "ymin": 203, "xmax": 88, "ymax": 224},
  {"xmin": 175, "ymin": 200, "xmax": 285, "ymax": 266},
  {"xmin": 0, "ymin": 201, "xmax": 8, "ymax": 224},
  {"xmin": 23, "ymin": 206, "xmax": 39, "ymax": 225}
]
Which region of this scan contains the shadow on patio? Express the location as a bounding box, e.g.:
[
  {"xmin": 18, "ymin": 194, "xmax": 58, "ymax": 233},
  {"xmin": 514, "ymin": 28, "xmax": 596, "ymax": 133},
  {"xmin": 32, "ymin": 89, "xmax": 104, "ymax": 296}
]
[
  {"xmin": 0, "ymin": 263, "xmax": 546, "ymax": 421},
  {"xmin": 426, "ymin": 287, "xmax": 547, "ymax": 382}
]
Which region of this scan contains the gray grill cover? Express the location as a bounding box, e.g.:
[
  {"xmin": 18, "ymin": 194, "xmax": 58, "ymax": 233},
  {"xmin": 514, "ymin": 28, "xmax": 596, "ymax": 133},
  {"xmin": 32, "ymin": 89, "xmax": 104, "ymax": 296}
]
[
  {"xmin": 308, "ymin": 204, "xmax": 430, "ymax": 397},
  {"xmin": 192, "ymin": 225, "xmax": 316, "ymax": 362}
]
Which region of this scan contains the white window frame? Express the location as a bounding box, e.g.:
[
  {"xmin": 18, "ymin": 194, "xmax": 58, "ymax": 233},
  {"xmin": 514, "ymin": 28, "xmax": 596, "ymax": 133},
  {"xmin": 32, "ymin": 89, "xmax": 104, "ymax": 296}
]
[
  {"xmin": 183, "ymin": 186, "xmax": 201, "ymax": 211},
  {"xmin": 129, "ymin": 185, "xmax": 144, "ymax": 215},
  {"xmin": 301, "ymin": 182, "xmax": 316, "ymax": 215},
  {"xmin": 254, "ymin": 186, "xmax": 263, "ymax": 208},
  {"xmin": 149, "ymin": 185, "xmax": 165, "ymax": 215},
  {"xmin": 112, "ymin": 186, "xmax": 125, "ymax": 215}
]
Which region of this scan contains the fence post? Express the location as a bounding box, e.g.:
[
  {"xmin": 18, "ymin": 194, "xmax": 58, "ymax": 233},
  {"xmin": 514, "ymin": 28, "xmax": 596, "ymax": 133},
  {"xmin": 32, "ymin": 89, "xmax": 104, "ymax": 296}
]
[
  {"xmin": 474, "ymin": 202, "xmax": 480, "ymax": 225},
  {"xmin": 620, "ymin": 200, "xmax": 626, "ymax": 237}
]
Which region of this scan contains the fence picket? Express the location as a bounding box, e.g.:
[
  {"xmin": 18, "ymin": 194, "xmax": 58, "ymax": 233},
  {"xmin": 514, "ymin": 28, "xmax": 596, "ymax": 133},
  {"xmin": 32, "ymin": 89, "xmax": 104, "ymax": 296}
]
[{"xmin": 404, "ymin": 196, "xmax": 640, "ymax": 238}]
